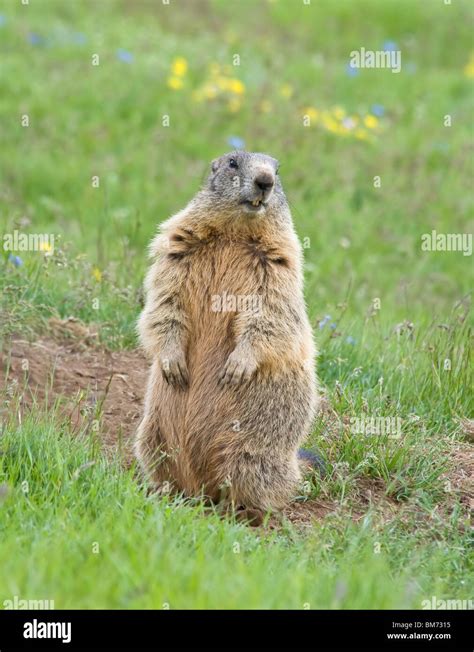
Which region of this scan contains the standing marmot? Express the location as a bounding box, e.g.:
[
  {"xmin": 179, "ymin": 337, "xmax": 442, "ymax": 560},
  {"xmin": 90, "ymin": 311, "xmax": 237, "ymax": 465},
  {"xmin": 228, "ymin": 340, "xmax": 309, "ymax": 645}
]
[{"xmin": 135, "ymin": 151, "xmax": 319, "ymax": 519}]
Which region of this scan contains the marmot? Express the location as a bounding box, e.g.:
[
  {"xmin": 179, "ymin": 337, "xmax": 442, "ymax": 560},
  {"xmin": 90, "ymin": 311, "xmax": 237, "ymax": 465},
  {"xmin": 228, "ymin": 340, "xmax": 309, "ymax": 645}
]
[{"xmin": 135, "ymin": 151, "xmax": 320, "ymax": 520}]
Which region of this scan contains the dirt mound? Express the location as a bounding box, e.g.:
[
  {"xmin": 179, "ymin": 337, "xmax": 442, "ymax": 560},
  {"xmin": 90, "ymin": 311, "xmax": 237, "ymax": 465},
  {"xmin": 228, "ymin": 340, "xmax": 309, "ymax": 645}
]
[
  {"xmin": 2, "ymin": 324, "xmax": 470, "ymax": 528},
  {"xmin": 0, "ymin": 331, "xmax": 147, "ymax": 460},
  {"xmin": 0, "ymin": 328, "xmax": 339, "ymax": 524}
]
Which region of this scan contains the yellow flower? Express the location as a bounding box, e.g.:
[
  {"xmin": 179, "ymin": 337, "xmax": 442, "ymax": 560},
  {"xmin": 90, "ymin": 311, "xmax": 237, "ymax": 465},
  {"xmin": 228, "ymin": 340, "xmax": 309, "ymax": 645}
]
[
  {"xmin": 280, "ymin": 84, "xmax": 293, "ymax": 99},
  {"xmin": 203, "ymin": 83, "xmax": 218, "ymax": 99},
  {"xmin": 171, "ymin": 57, "xmax": 188, "ymax": 77},
  {"xmin": 39, "ymin": 242, "xmax": 52, "ymax": 253},
  {"xmin": 92, "ymin": 267, "xmax": 102, "ymax": 282},
  {"xmin": 464, "ymin": 55, "xmax": 474, "ymax": 78},
  {"xmin": 167, "ymin": 76, "xmax": 184, "ymax": 90},
  {"xmin": 303, "ymin": 107, "xmax": 319, "ymax": 122},
  {"xmin": 464, "ymin": 63, "xmax": 474, "ymax": 78},
  {"xmin": 215, "ymin": 76, "xmax": 230, "ymax": 91},
  {"xmin": 364, "ymin": 115, "xmax": 379, "ymax": 129},
  {"xmin": 327, "ymin": 120, "xmax": 347, "ymax": 135},
  {"xmin": 355, "ymin": 128, "xmax": 370, "ymax": 141},
  {"xmin": 332, "ymin": 106, "xmax": 346, "ymax": 120},
  {"xmin": 321, "ymin": 111, "xmax": 339, "ymax": 133},
  {"xmin": 228, "ymin": 78, "xmax": 245, "ymax": 95}
]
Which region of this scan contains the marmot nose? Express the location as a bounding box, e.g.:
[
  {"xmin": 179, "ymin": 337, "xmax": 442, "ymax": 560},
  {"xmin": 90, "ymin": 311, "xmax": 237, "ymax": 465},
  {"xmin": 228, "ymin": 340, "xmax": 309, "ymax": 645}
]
[{"xmin": 254, "ymin": 173, "xmax": 274, "ymax": 192}]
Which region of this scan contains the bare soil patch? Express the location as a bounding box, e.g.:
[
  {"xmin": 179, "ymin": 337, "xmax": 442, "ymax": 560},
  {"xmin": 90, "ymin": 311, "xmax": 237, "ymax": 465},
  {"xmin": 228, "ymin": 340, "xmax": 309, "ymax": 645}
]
[
  {"xmin": 0, "ymin": 327, "xmax": 339, "ymax": 524},
  {"xmin": 0, "ymin": 328, "xmax": 147, "ymax": 461},
  {"xmin": 1, "ymin": 321, "xmax": 471, "ymax": 527}
]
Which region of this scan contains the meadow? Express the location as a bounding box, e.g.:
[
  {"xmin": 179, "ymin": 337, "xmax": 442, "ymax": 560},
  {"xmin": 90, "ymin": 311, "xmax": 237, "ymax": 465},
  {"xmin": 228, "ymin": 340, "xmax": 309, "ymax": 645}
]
[{"xmin": 0, "ymin": 0, "xmax": 473, "ymax": 609}]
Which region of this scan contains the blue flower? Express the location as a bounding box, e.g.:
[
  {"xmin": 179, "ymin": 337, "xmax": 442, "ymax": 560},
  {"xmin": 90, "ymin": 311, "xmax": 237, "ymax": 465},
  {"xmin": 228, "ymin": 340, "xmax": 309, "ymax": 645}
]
[
  {"xmin": 27, "ymin": 32, "xmax": 45, "ymax": 46},
  {"xmin": 116, "ymin": 49, "xmax": 133, "ymax": 64},
  {"xmin": 383, "ymin": 40, "xmax": 398, "ymax": 52},
  {"xmin": 73, "ymin": 32, "xmax": 87, "ymax": 45},
  {"xmin": 346, "ymin": 336, "xmax": 356, "ymax": 345},
  {"xmin": 370, "ymin": 104, "xmax": 384, "ymax": 117},
  {"xmin": 227, "ymin": 136, "xmax": 245, "ymax": 149},
  {"xmin": 432, "ymin": 142, "xmax": 450, "ymax": 153},
  {"xmin": 330, "ymin": 323, "xmax": 337, "ymax": 330},
  {"xmin": 8, "ymin": 254, "xmax": 23, "ymax": 267},
  {"xmin": 346, "ymin": 62, "xmax": 359, "ymax": 77},
  {"xmin": 318, "ymin": 315, "xmax": 332, "ymax": 329}
]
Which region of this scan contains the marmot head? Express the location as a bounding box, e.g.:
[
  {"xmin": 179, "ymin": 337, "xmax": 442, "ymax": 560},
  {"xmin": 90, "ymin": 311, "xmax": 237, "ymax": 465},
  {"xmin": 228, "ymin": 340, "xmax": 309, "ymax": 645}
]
[{"xmin": 206, "ymin": 151, "xmax": 287, "ymax": 218}]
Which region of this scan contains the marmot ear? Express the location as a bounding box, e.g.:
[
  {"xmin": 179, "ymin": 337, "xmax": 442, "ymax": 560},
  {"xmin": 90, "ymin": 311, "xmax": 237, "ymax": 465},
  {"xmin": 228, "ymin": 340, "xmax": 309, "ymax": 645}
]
[{"xmin": 211, "ymin": 158, "xmax": 220, "ymax": 173}]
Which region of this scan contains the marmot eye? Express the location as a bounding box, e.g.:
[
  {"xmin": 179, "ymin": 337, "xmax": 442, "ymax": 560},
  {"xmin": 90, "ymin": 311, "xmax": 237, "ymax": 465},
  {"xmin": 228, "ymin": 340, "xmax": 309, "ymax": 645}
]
[{"xmin": 229, "ymin": 158, "xmax": 238, "ymax": 169}]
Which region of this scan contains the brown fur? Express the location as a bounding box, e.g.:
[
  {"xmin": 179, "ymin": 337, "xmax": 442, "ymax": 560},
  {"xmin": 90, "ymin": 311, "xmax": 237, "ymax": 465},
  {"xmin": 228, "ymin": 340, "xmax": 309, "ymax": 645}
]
[{"xmin": 135, "ymin": 151, "xmax": 318, "ymax": 515}]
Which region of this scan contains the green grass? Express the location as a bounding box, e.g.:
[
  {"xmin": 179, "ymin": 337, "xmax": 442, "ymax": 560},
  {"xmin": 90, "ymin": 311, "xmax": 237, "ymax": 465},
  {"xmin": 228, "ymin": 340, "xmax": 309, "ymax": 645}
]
[
  {"xmin": 0, "ymin": 0, "xmax": 473, "ymax": 609},
  {"xmin": 0, "ymin": 414, "xmax": 471, "ymax": 609}
]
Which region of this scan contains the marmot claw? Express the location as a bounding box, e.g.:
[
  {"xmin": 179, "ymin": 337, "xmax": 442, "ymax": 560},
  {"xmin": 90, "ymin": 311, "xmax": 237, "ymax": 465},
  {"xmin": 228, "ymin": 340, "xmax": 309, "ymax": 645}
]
[
  {"xmin": 161, "ymin": 352, "xmax": 189, "ymax": 389},
  {"xmin": 219, "ymin": 349, "xmax": 257, "ymax": 387}
]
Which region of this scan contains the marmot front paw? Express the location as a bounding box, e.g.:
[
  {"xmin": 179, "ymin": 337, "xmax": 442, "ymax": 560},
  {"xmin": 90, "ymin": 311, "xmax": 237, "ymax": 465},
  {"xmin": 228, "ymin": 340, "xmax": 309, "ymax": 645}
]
[
  {"xmin": 161, "ymin": 349, "xmax": 189, "ymax": 389},
  {"xmin": 219, "ymin": 348, "xmax": 258, "ymax": 386}
]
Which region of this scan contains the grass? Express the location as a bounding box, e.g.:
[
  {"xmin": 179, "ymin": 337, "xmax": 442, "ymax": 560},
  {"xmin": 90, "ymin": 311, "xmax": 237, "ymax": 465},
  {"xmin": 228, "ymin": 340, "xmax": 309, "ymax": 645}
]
[
  {"xmin": 0, "ymin": 414, "xmax": 471, "ymax": 609},
  {"xmin": 0, "ymin": 0, "xmax": 473, "ymax": 609}
]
